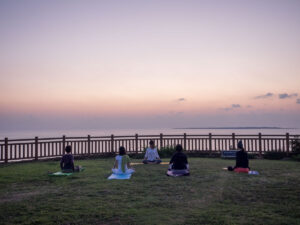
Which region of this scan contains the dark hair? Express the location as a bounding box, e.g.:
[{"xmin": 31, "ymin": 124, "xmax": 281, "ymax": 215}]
[
  {"xmin": 237, "ymin": 141, "xmax": 245, "ymax": 151},
  {"xmin": 65, "ymin": 145, "xmax": 72, "ymax": 153},
  {"xmin": 149, "ymin": 140, "xmax": 154, "ymax": 145},
  {"xmin": 119, "ymin": 146, "xmax": 126, "ymax": 155},
  {"xmin": 175, "ymin": 144, "xmax": 183, "ymax": 152}
]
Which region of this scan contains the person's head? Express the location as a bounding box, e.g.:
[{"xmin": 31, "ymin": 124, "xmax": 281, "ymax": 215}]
[
  {"xmin": 65, "ymin": 145, "xmax": 72, "ymax": 153},
  {"xmin": 119, "ymin": 146, "xmax": 126, "ymax": 155},
  {"xmin": 237, "ymin": 141, "xmax": 244, "ymax": 150},
  {"xmin": 175, "ymin": 144, "xmax": 183, "ymax": 152},
  {"xmin": 149, "ymin": 140, "xmax": 155, "ymax": 148}
]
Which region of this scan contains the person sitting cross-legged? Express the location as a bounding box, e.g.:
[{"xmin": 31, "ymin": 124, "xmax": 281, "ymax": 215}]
[
  {"xmin": 143, "ymin": 140, "xmax": 162, "ymax": 164},
  {"xmin": 112, "ymin": 146, "xmax": 135, "ymax": 175},
  {"xmin": 166, "ymin": 144, "xmax": 190, "ymax": 176},
  {"xmin": 228, "ymin": 141, "xmax": 250, "ymax": 173},
  {"xmin": 60, "ymin": 145, "xmax": 82, "ymax": 173}
]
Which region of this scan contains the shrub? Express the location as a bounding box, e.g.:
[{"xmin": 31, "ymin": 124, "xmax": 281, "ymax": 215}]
[
  {"xmin": 292, "ymin": 154, "xmax": 300, "ymax": 161},
  {"xmin": 263, "ymin": 152, "xmax": 288, "ymax": 160},
  {"xmin": 158, "ymin": 146, "xmax": 176, "ymax": 158},
  {"xmin": 291, "ymin": 136, "xmax": 300, "ymax": 154},
  {"xmin": 128, "ymin": 153, "xmax": 144, "ymax": 159}
]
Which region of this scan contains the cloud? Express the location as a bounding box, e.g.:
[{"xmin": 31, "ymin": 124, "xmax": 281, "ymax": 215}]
[
  {"xmin": 220, "ymin": 104, "xmax": 241, "ymax": 111},
  {"xmin": 177, "ymin": 98, "xmax": 186, "ymax": 102},
  {"xmin": 231, "ymin": 104, "xmax": 241, "ymax": 108},
  {"xmin": 297, "ymin": 99, "xmax": 300, "ymax": 104},
  {"xmin": 254, "ymin": 92, "xmax": 274, "ymax": 99},
  {"xmin": 278, "ymin": 93, "xmax": 298, "ymax": 99}
]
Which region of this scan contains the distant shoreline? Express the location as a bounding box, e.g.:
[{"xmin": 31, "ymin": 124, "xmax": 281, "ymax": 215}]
[{"xmin": 173, "ymin": 127, "xmax": 295, "ymax": 130}]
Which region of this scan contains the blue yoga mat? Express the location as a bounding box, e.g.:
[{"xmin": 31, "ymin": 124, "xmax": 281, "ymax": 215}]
[{"xmin": 108, "ymin": 173, "xmax": 132, "ymax": 180}]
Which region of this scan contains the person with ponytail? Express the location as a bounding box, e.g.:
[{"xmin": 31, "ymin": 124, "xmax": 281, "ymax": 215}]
[{"xmin": 112, "ymin": 146, "xmax": 135, "ymax": 175}]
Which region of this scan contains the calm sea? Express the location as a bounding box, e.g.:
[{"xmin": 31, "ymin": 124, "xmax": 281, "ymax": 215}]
[{"xmin": 1, "ymin": 128, "xmax": 299, "ymax": 139}]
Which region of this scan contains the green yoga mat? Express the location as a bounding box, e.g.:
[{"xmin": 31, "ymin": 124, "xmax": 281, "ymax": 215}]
[
  {"xmin": 48, "ymin": 167, "xmax": 85, "ymax": 176},
  {"xmin": 48, "ymin": 171, "xmax": 73, "ymax": 176}
]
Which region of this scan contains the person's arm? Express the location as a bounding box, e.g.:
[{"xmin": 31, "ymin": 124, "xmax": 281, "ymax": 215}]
[
  {"xmin": 113, "ymin": 160, "xmax": 118, "ymax": 169},
  {"xmin": 155, "ymin": 149, "xmax": 160, "ymax": 159},
  {"xmin": 60, "ymin": 156, "xmax": 64, "ymax": 170},
  {"xmin": 245, "ymin": 152, "xmax": 249, "ymax": 168},
  {"xmin": 71, "ymin": 155, "xmax": 75, "ymax": 171},
  {"xmin": 183, "ymin": 155, "xmax": 188, "ymax": 164},
  {"xmin": 169, "ymin": 154, "xmax": 175, "ymax": 164},
  {"xmin": 144, "ymin": 149, "xmax": 148, "ymax": 160}
]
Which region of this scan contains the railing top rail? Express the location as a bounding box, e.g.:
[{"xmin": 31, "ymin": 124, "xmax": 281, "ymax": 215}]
[{"xmin": 4, "ymin": 138, "xmax": 35, "ymax": 142}]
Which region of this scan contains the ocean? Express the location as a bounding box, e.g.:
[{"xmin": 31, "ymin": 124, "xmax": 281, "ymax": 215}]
[{"xmin": 1, "ymin": 127, "xmax": 299, "ymax": 139}]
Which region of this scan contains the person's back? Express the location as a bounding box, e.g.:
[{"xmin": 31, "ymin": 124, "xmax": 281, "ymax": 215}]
[
  {"xmin": 170, "ymin": 152, "xmax": 188, "ymax": 170},
  {"xmin": 112, "ymin": 146, "xmax": 135, "ymax": 174},
  {"xmin": 60, "ymin": 145, "xmax": 74, "ymax": 172},
  {"xmin": 115, "ymin": 155, "xmax": 129, "ymax": 173},
  {"xmin": 227, "ymin": 141, "xmax": 250, "ymax": 172},
  {"xmin": 167, "ymin": 144, "xmax": 189, "ymax": 176},
  {"xmin": 235, "ymin": 150, "xmax": 249, "ymax": 168}
]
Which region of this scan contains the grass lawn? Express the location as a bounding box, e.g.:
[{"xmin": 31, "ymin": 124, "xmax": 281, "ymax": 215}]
[{"xmin": 0, "ymin": 157, "xmax": 300, "ymax": 225}]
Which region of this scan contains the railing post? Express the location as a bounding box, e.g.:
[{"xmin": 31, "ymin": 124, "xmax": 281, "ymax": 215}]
[
  {"xmin": 160, "ymin": 133, "xmax": 163, "ymax": 149},
  {"xmin": 4, "ymin": 138, "xmax": 8, "ymax": 163},
  {"xmin": 111, "ymin": 134, "xmax": 114, "ymax": 153},
  {"xmin": 35, "ymin": 136, "xmax": 39, "ymax": 160},
  {"xmin": 62, "ymin": 135, "xmax": 66, "ymax": 155},
  {"xmin": 87, "ymin": 135, "xmax": 91, "ymax": 155},
  {"xmin": 286, "ymin": 133, "xmax": 290, "ymax": 156},
  {"xmin": 232, "ymin": 133, "xmax": 235, "ymax": 149},
  {"xmin": 183, "ymin": 133, "xmax": 187, "ymax": 150},
  {"xmin": 135, "ymin": 134, "xmax": 138, "ymax": 154},
  {"xmin": 258, "ymin": 133, "xmax": 262, "ymax": 157},
  {"xmin": 209, "ymin": 133, "xmax": 212, "ymax": 154}
]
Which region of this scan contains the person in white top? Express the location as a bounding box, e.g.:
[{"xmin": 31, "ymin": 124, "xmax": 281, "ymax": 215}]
[
  {"xmin": 143, "ymin": 140, "xmax": 162, "ymax": 164},
  {"xmin": 112, "ymin": 146, "xmax": 135, "ymax": 174}
]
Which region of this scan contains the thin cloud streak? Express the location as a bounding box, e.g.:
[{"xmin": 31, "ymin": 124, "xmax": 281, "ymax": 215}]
[
  {"xmin": 220, "ymin": 104, "xmax": 241, "ymax": 111},
  {"xmin": 254, "ymin": 93, "xmax": 274, "ymax": 99},
  {"xmin": 177, "ymin": 98, "xmax": 186, "ymax": 102},
  {"xmin": 278, "ymin": 93, "xmax": 298, "ymax": 99},
  {"xmin": 232, "ymin": 104, "xmax": 241, "ymax": 108}
]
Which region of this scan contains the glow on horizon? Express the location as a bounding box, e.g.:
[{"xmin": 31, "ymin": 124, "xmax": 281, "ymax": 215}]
[{"xmin": 1, "ymin": 0, "xmax": 300, "ymax": 129}]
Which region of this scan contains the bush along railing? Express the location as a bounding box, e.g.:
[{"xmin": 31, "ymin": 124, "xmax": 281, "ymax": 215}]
[{"xmin": 0, "ymin": 133, "xmax": 298, "ymax": 163}]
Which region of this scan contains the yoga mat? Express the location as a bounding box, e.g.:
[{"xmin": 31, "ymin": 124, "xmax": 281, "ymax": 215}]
[
  {"xmin": 222, "ymin": 168, "xmax": 259, "ymax": 175},
  {"xmin": 131, "ymin": 162, "xmax": 169, "ymax": 165},
  {"xmin": 166, "ymin": 170, "xmax": 190, "ymax": 177},
  {"xmin": 108, "ymin": 173, "xmax": 132, "ymax": 180},
  {"xmin": 248, "ymin": 171, "xmax": 259, "ymax": 175},
  {"xmin": 48, "ymin": 171, "xmax": 73, "ymax": 176},
  {"xmin": 48, "ymin": 167, "xmax": 85, "ymax": 176}
]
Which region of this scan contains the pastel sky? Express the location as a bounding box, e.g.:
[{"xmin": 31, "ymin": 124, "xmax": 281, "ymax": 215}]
[{"xmin": 0, "ymin": 0, "xmax": 300, "ymax": 130}]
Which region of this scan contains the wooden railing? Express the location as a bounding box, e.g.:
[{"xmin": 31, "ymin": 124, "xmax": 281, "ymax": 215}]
[{"xmin": 0, "ymin": 133, "xmax": 298, "ymax": 163}]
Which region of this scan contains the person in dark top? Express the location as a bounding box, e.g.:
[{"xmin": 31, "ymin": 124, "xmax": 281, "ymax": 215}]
[
  {"xmin": 235, "ymin": 141, "xmax": 249, "ymax": 169},
  {"xmin": 167, "ymin": 144, "xmax": 190, "ymax": 176},
  {"xmin": 60, "ymin": 145, "xmax": 75, "ymax": 172},
  {"xmin": 228, "ymin": 141, "xmax": 250, "ymax": 172}
]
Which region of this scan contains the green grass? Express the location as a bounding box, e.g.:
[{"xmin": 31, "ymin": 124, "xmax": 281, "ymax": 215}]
[{"xmin": 0, "ymin": 158, "xmax": 300, "ymax": 225}]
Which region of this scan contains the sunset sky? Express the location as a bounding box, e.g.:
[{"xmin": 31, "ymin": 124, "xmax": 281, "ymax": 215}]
[{"xmin": 1, "ymin": 0, "xmax": 300, "ymax": 130}]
